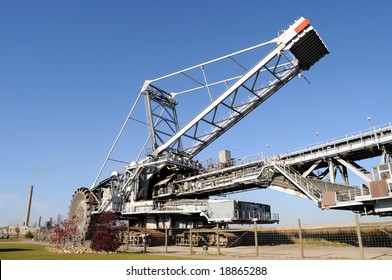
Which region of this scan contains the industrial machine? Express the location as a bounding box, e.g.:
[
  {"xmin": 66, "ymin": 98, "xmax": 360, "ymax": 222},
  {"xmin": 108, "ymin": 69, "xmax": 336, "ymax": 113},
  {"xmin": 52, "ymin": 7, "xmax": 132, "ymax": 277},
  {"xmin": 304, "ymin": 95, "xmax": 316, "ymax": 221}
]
[{"xmin": 69, "ymin": 16, "xmax": 331, "ymax": 240}]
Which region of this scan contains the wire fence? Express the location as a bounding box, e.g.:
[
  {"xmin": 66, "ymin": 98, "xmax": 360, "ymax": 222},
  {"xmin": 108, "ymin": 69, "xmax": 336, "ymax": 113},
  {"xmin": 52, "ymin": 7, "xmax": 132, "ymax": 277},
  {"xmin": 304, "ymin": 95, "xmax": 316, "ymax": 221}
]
[
  {"xmin": 24, "ymin": 215, "xmax": 392, "ymax": 259},
  {"xmin": 123, "ymin": 215, "xmax": 392, "ymax": 259}
]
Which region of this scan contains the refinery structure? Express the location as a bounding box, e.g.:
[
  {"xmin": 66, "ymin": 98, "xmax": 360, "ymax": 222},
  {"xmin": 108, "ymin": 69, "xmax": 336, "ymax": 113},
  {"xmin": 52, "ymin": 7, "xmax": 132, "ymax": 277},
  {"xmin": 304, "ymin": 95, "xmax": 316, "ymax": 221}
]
[{"xmin": 69, "ymin": 17, "xmax": 392, "ymax": 245}]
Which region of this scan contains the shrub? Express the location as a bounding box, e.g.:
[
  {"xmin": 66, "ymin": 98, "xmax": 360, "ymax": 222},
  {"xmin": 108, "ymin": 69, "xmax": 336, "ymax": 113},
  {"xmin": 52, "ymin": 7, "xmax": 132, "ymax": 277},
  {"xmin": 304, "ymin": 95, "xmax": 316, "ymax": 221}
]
[
  {"xmin": 25, "ymin": 231, "xmax": 34, "ymax": 239},
  {"xmin": 90, "ymin": 212, "xmax": 127, "ymax": 252}
]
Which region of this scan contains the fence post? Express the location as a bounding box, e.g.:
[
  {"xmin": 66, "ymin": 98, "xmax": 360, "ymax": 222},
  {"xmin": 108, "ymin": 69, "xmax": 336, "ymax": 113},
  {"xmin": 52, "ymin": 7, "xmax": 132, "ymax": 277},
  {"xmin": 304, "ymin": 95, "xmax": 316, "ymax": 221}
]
[
  {"xmin": 189, "ymin": 226, "xmax": 193, "ymax": 255},
  {"xmin": 165, "ymin": 226, "xmax": 168, "ymax": 253},
  {"xmin": 217, "ymin": 224, "xmax": 221, "ymax": 256},
  {"xmin": 126, "ymin": 223, "xmax": 129, "ymax": 251},
  {"xmin": 144, "ymin": 227, "xmax": 147, "ymax": 253},
  {"xmin": 254, "ymin": 221, "xmax": 259, "ymax": 257},
  {"xmin": 298, "ymin": 218, "xmax": 304, "ymax": 259},
  {"xmin": 355, "ymin": 214, "xmax": 365, "ymax": 259}
]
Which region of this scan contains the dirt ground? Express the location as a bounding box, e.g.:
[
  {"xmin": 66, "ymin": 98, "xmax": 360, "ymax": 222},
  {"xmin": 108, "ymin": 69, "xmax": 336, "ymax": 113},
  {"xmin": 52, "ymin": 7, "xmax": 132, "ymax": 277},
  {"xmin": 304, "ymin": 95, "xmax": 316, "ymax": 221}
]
[{"xmin": 126, "ymin": 244, "xmax": 392, "ymax": 260}]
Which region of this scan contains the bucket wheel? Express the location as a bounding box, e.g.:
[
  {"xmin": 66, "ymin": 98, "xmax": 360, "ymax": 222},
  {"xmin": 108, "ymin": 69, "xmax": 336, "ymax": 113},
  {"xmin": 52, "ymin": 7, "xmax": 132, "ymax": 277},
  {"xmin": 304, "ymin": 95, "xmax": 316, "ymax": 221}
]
[{"xmin": 69, "ymin": 187, "xmax": 95, "ymax": 239}]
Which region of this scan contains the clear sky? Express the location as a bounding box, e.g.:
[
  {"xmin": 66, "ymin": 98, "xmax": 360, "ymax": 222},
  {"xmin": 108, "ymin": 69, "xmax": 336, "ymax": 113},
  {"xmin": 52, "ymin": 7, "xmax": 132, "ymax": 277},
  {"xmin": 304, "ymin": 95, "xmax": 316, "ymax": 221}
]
[{"xmin": 1, "ymin": 0, "xmax": 392, "ymax": 228}]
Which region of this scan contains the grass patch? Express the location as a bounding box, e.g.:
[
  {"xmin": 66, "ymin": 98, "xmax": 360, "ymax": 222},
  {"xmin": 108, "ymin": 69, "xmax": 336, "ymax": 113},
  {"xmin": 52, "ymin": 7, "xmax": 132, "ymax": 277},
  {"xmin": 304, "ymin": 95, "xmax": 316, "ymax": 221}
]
[
  {"xmin": 301, "ymin": 238, "xmax": 353, "ymax": 247},
  {"xmin": 0, "ymin": 242, "xmax": 193, "ymax": 260},
  {"xmin": 0, "ymin": 237, "xmax": 23, "ymax": 243}
]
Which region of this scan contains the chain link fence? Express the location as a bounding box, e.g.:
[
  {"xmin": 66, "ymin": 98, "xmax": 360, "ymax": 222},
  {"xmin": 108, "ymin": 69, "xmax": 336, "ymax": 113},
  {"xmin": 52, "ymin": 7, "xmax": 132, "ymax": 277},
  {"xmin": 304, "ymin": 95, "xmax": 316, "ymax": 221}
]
[{"xmin": 123, "ymin": 215, "xmax": 392, "ymax": 259}]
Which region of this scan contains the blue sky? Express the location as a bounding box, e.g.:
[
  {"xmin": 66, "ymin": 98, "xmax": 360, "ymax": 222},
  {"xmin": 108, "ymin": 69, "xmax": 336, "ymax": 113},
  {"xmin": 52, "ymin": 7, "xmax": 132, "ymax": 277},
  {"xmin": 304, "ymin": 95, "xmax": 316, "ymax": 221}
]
[{"xmin": 1, "ymin": 0, "xmax": 392, "ymax": 228}]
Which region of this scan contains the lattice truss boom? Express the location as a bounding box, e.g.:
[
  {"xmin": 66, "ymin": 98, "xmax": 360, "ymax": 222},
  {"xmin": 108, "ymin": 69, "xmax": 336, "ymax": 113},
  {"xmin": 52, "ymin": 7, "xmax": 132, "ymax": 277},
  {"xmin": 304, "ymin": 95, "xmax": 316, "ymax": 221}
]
[
  {"xmin": 142, "ymin": 16, "xmax": 328, "ymax": 158},
  {"xmin": 145, "ymin": 51, "xmax": 298, "ymax": 157}
]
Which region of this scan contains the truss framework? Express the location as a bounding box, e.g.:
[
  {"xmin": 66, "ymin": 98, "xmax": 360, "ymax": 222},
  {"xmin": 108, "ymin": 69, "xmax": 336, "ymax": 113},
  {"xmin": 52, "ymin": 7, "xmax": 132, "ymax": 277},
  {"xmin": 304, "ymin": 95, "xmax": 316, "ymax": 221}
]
[{"xmin": 142, "ymin": 16, "xmax": 328, "ymax": 158}]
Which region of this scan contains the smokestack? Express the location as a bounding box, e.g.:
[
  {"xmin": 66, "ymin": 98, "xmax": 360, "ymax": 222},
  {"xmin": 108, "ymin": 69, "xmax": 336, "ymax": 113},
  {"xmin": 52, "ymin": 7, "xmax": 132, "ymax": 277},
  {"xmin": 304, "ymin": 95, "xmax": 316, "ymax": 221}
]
[{"xmin": 24, "ymin": 185, "xmax": 33, "ymax": 226}]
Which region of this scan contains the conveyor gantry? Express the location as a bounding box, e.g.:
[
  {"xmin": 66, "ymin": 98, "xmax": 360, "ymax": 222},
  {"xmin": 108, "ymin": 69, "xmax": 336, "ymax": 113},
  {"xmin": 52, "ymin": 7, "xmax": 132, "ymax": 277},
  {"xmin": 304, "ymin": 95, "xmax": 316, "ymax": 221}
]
[{"xmin": 154, "ymin": 123, "xmax": 392, "ymax": 216}]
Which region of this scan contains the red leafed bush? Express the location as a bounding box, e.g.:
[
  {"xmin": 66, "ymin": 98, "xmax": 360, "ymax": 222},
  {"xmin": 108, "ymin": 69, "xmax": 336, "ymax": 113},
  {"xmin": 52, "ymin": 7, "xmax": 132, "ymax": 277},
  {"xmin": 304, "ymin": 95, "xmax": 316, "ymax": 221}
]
[
  {"xmin": 90, "ymin": 211, "xmax": 127, "ymax": 252},
  {"xmin": 50, "ymin": 216, "xmax": 79, "ymax": 248}
]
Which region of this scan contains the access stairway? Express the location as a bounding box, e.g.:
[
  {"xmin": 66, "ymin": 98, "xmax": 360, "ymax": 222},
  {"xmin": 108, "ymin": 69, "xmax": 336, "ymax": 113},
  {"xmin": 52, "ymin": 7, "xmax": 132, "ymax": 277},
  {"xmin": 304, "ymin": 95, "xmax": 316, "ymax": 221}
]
[{"xmin": 271, "ymin": 161, "xmax": 322, "ymax": 203}]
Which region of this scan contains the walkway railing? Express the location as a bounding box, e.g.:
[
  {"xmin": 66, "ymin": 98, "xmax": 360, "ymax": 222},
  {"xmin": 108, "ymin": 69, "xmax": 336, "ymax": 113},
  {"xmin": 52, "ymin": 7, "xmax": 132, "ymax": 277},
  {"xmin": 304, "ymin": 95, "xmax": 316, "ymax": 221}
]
[
  {"xmin": 272, "ymin": 160, "xmax": 322, "ymax": 203},
  {"xmin": 279, "ymin": 122, "xmax": 392, "ymax": 164}
]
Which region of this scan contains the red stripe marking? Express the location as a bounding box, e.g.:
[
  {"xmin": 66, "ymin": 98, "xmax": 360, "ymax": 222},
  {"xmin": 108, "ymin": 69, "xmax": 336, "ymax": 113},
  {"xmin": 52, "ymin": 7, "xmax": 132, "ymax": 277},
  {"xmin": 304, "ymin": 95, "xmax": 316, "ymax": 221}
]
[{"xmin": 294, "ymin": 18, "xmax": 310, "ymax": 33}]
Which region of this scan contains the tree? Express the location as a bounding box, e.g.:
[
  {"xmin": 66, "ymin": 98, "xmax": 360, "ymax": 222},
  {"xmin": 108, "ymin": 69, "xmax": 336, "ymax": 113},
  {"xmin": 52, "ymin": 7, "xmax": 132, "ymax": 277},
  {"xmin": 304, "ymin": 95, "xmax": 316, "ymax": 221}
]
[
  {"xmin": 90, "ymin": 211, "xmax": 127, "ymax": 252},
  {"xmin": 15, "ymin": 226, "xmax": 20, "ymax": 238},
  {"xmin": 25, "ymin": 231, "xmax": 34, "ymax": 239},
  {"xmin": 50, "ymin": 215, "xmax": 80, "ymax": 248}
]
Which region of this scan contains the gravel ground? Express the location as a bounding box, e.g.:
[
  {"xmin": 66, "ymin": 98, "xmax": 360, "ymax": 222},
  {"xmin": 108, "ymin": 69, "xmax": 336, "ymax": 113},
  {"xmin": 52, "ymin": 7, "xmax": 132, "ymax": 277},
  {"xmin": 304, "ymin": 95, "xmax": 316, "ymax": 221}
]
[{"xmin": 125, "ymin": 244, "xmax": 392, "ymax": 260}]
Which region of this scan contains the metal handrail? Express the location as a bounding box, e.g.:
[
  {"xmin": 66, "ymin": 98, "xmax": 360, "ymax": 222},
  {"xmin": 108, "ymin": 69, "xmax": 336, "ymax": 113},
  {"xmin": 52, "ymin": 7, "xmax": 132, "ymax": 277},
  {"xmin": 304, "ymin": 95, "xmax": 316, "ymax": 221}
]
[
  {"xmin": 272, "ymin": 160, "xmax": 322, "ymax": 201},
  {"xmin": 280, "ymin": 122, "xmax": 392, "ymax": 158}
]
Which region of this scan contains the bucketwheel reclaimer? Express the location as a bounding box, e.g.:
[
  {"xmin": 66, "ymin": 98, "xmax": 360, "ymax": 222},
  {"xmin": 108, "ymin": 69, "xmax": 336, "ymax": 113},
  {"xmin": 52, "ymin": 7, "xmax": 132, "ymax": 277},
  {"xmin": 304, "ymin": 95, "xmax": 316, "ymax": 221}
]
[{"xmin": 69, "ymin": 16, "xmax": 330, "ymax": 244}]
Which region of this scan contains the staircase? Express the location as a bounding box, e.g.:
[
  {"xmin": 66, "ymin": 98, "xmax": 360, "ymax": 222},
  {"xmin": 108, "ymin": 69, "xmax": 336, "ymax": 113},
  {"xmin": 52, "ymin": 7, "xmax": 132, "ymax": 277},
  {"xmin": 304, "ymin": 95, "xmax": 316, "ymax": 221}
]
[{"xmin": 272, "ymin": 160, "xmax": 323, "ymax": 203}]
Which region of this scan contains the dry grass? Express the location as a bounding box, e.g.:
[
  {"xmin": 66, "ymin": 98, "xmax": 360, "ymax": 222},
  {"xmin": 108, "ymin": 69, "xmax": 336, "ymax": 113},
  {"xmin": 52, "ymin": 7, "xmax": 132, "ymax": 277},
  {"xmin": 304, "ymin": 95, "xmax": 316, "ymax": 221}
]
[{"xmin": 0, "ymin": 241, "xmax": 193, "ymax": 260}]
